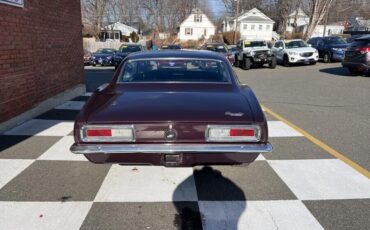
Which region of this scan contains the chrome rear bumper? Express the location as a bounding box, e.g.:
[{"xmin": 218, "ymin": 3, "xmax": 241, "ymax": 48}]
[{"xmin": 70, "ymin": 143, "xmax": 272, "ymax": 154}]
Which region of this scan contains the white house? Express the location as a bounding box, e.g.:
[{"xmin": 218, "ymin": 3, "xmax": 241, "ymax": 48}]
[
  {"xmin": 178, "ymin": 8, "xmax": 216, "ymax": 41},
  {"xmin": 286, "ymin": 8, "xmax": 310, "ymax": 33},
  {"xmin": 101, "ymin": 22, "xmax": 138, "ymax": 41},
  {"xmin": 222, "ymin": 8, "xmax": 275, "ymax": 41},
  {"xmin": 286, "ymin": 8, "xmax": 344, "ymax": 38}
]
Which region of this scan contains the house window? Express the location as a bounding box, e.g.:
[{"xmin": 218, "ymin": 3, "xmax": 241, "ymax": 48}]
[
  {"xmin": 266, "ymin": 25, "xmax": 271, "ymax": 30},
  {"xmin": 194, "ymin": 14, "xmax": 202, "ymax": 22},
  {"xmin": 243, "ymin": 24, "xmax": 248, "ymax": 30},
  {"xmin": 259, "ymin": 25, "xmax": 263, "ymax": 30},
  {"xmin": 185, "ymin": 28, "xmax": 193, "ymax": 35},
  {"xmin": 251, "ymin": 24, "xmax": 255, "ymax": 30}
]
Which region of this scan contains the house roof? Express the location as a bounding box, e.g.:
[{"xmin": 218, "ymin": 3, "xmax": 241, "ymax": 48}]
[
  {"xmin": 289, "ymin": 8, "xmax": 308, "ymax": 18},
  {"xmin": 237, "ymin": 8, "xmax": 274, "ymax": 23},
  {"xmin": 103, "ymin": 22, "xmax": 137, "ymax": 31},
  {"xmin": 179, "ymin": 8, "xmax": 216, "ymax": 28}
]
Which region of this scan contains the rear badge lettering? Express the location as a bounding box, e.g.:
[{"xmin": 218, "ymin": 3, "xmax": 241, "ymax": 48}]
[{"xmin": 225, "ymin": 112, "xmax": 244, "ymax": 117}]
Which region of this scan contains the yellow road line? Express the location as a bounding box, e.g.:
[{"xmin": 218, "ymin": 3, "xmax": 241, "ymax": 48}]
[{"xmin": 262, "ymin": 104, "xmax": 370, "ymax": 179}]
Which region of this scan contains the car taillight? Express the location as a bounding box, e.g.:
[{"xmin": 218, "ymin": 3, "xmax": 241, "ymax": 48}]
[
  {"xmin": 356, "ymin": 47, "xmax": 370, "ymax": 54},
  {"xmin": 206, "ymin": 125, "xmax": 261, "ymax": 142},
  {"xmin": 81, "ymin": 125, "xmax": 135, "ymax": 142}
]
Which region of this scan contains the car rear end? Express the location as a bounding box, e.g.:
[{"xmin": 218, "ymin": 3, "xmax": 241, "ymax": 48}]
[
  {"xmin": 71, "ymin": 54, "xmax": 271, "ymax": 166},
  {"xmin": 342, "ymin": 36, "xmax": 370, "ymax": 74}
]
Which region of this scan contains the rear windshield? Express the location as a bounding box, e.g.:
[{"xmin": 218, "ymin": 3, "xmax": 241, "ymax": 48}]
[
  {"xmin": 351, "ymin": 40, "xmax": 370, "ymax": 47},
  {"xmin": 117, "ymin": 59, "xmax": 230, "ymax": 83},
  {"xmin": 285, "ymin": 40, "xmax": 308, "ymax": 49},
  {"xmin": 206, "ymin": 45, "xmax": 228, "ymax": 53},
  {"xmin": 96, "ymin": 49, "xmax": 115, "ymax": 54},
  {"xmin": 119, "ymin": 45, "xmax": 141, "ymax": 52},
  {"xmin": 244, "ymin": 41, "xmax": 266, "ymax": 47}
]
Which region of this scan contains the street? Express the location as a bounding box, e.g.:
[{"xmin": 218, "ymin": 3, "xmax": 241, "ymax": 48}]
[{"xmin": 0, "ymin": 63, "xmax": 369, "ymax": 229}]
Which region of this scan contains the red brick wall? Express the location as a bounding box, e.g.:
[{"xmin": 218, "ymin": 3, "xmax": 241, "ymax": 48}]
[{"xmin": 0, "ymin": 0, "xmax": 84, "ymax": 123}]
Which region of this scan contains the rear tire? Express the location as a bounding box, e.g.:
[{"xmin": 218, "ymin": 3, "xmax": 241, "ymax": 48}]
[
  {"xmin": 283, "ymin": 55, "xmax": 290, "ymax": 67},
  {"xmin": 269, "ymin": 57, "xmax": 277, "ymax": 69},
  {"xmin": 323, "ymin": 53, "xmax": 331, "ymax": 63},
  {"xmin": 234, "ymin": 56, "xmax": 240, "ymax": 67},
  {"xmin": 310, "ymin": 61, "xmax": 317, "ymax": 65},
  {"xmin": 242, "ymin": 58, "xmax": 251, "ymax": 70}
]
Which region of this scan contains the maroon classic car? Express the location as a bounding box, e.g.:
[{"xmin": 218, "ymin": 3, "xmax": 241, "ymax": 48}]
[{"xmin": 70, "ymin": 51, "xmax": 272, "ymax": 166}]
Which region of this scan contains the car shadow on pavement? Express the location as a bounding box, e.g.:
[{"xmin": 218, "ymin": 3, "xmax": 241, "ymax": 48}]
[
  {"xmin": 319, "ymin": 67, "xmax": 370, "ymax": 77},
  {"xmin": 173, "ymin": 166, "xmax": 246, "ymax": 230}
]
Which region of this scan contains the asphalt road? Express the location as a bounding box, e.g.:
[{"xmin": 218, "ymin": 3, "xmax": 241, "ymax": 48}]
[{"xmin": 234, "ymin": 63, "xmax": 370, "ymax": 172}]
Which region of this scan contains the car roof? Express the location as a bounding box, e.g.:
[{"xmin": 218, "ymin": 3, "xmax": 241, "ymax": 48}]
[
  {"xmin": 120, "ymin": 43, "xmax": 141, "ymax": 46},
  {"xmin": 127, "ymin": 50, "xmax": 227, "ymax": 60},
  {"xmin": 281, "ymin": 39, "xmax": 303, "ymax": 42}
]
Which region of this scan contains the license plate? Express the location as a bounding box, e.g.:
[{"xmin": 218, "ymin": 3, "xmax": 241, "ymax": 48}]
[{"xmin": 304, "ymin": 58, "xmax": 309, "ymax": 64}]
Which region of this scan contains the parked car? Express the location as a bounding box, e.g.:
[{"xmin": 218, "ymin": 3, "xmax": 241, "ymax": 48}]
[
  {"xmin": 201, "ymin": 43, "xmax": 235, "ymax": 65},
  {"xmin": 113, "ymin": 44, "xmax": 143, "ymax": 69},
  {"xmin": 83, "ymin": 49, "xmax": 92, "ymax": 65},
  {"xmin": 272, "ymin": 39, "xmax": 319, "ymax": 66},
  {"xmin": 234, "ymin": 40, "xmax": 276, "ymax": 70},
  {"xmin": 308, "ymin": 36, "xmax": 349, "ymax": 63},
  {"xmin": 227, "ymin": 45, "xmax": 238, "ymax": 56},
  {"xmin": 342, "ymin": 35, "xmax": 370, "ymax": 75},
  {"xmin": 70, "ymin": 51, "xmax": 272, "ymax": 166},
  {"xmin": 90, "ymin": 48, "xmax": 116, "ymax": 66},
  {"xmin": 161, "ymin": 44, "xmax": 182, "ymax": 50}
]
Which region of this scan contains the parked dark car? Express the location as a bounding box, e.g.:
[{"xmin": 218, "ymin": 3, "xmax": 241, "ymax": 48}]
[
  {"xmin": 308, "ymin": 36, "xmax": 349, "ymax": 63},
  {"xmin": 201, "ymin": 43, "xmax": 235, "ymax": 65},
  {"xmin": 342, "ymin": 35, "xmax": 370, "ymax": 75},
  {"xmin": 70, "ymin": 51, "xmax": 272, "ymax": 166},
  {"xmin": 90, "ymin": 48, "xmax": 116, "ymax": 66},
  {"xmin": 83, "ymin": 49, "xmax": 91, "ymax": 65},
  {"xmin": 113, "ymin": 44, "xmax": 143, "ymax": 69},
  {"xmin": 161, "ymin": 44, "xmax": 182, "ymax": 50}
]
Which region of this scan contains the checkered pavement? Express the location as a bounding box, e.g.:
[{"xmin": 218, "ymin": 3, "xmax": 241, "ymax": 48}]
[{"xmin": 1, "ymin": 93, "xmax": 369, "ymax": 230}]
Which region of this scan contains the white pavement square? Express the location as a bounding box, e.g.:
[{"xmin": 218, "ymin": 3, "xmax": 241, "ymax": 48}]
[
  {"xmin": 0, "ymin": 202, "xmax": 93, "ymax": 230},
  {"xmin": 38, "ymin": 136, "xmax": 87, "ymax": 161},
  {"xmin": 198, "ymin": 200, "xmax": 323, "ymax": 230},
  {"xmin": 267, "ymin": 121, "xmax": 303, "ymax": 137},
  {"xmin": 268, "ymin": 159, "xmax": 370, "ymax": 200},
  {"xmin": 94, "ymin": 165, "xmax": 198, "ymax": 202},
  {"xmin": 54, "ymin": 101, "xmax": 85, "ymax": 110},
  {"xmin": 4, "ymin": 119, "xmax": 74, "ymax": 136},
  {"xmin": 0, "ymin": 159, "xmax": 34, "ymax": 189}
]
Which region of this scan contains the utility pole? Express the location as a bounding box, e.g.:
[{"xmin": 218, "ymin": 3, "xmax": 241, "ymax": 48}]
[{"xmin": 233, "ymin": 0, "xmax": 239, "ymax": 44}]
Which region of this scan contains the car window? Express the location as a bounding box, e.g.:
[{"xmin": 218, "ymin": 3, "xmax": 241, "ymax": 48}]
[
  {"xmin": 274, "ymin": 41, "xmax": 282, "ymax": 48},
  {"xmin": 351, "ymin": 40, "xmax": 370, "ymax": 47},
  {"xmin": 96, "ymin": 49, "xmax": 115, "ymax": 54},
  {"xmin": 119, "ymin": 45, "xmax": 141, "ymax": 52},
  {"xmin": 117, "ymin": 59, "xmax": 231, "ymax": 83},
  {"xmin": 285, "ymin": 40, "xmax": 309, "ymax": 49},
  {"xmin": 244, "ymin": 41, "xmax": 266, "ymax": 47},
  {"xmin": 205, "ymin": 45, "xmax": 228, "ymax": 53},
  {"xmin": 323, "ymin": 37, "xmax": 346, "ymax": 45}
]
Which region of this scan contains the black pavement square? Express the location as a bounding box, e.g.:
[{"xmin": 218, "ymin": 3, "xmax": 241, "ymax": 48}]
[
  {"xmin": 0, "ymin": 161, "xmax": 111, "ymax": 201},
  {"xmin": 36, "ymin": 109, "xmax": 80, "ymax": 121},
  {"xmin": 193, "ymin": 162, "xmax": 297, "ymax": 201},
  {"xmin": 0, "ymin": 135, "xmax": 62, "ymax": 159},
  {"xmin": 304, "ymin": 199, "xmax": 370, "ymax": 230},
  {"xmin": 71, "ymin": 96, "xmax": 90, "ymax": 102},
  {"xmin": 81, "ymin": 202, "xmax": 202, "ymax": 230}
]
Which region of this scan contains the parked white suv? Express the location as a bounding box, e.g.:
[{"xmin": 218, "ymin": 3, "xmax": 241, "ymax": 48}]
[{"xmin": 272, "ymin": 39, "xmax": 319, "ymax": 66}]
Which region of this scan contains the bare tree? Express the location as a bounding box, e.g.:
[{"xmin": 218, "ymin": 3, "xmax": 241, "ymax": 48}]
[
  {"xmin": 276, "ymin": 0, "xmax": 290, "ymax": 34},
  {"xmin": 81, "ymin": 0, "xmax": 109, "ymax": 37},
  {"xmin": 303, "ymin": 0, "xmax": 334, "ymax": 40}
]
